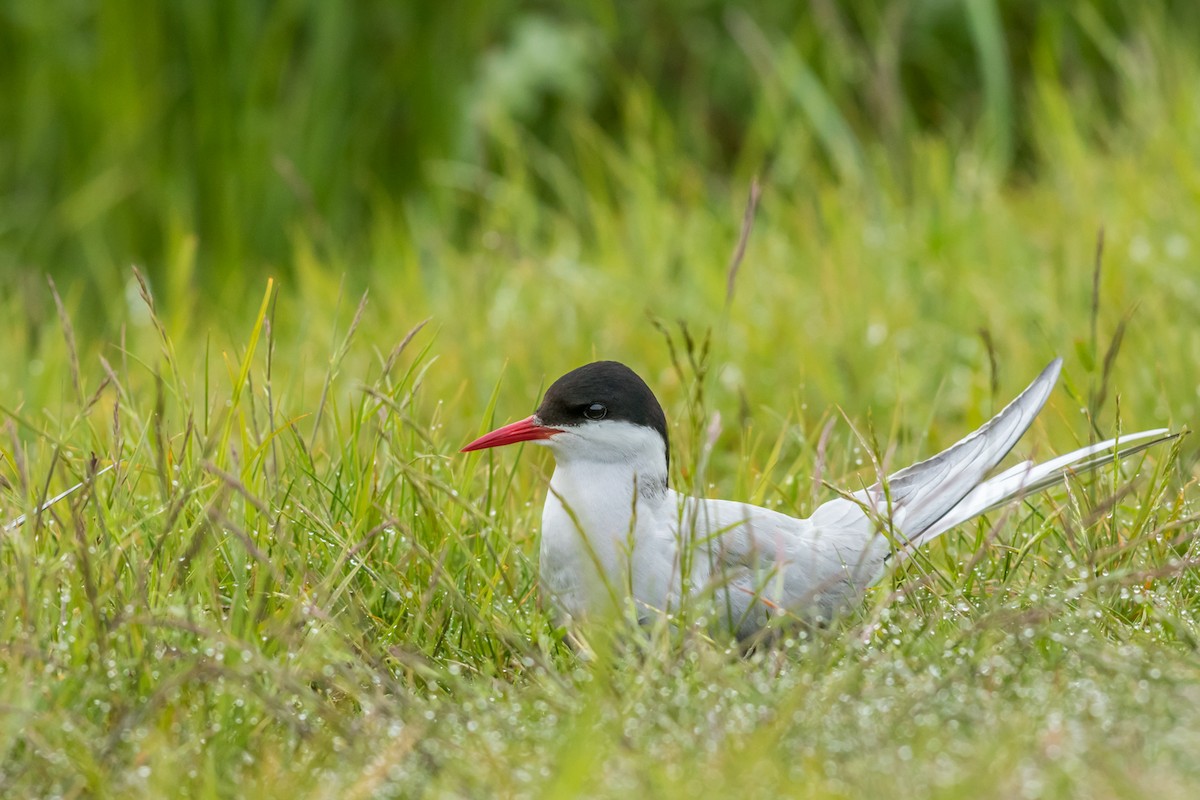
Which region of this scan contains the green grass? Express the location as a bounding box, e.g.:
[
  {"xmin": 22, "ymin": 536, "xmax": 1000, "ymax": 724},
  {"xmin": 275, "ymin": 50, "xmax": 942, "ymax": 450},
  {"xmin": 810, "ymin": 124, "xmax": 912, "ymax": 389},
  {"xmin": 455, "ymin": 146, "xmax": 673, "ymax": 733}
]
[{"xmin": 3, "ymin": 4, "xmax": 1200, "ymax": 799}]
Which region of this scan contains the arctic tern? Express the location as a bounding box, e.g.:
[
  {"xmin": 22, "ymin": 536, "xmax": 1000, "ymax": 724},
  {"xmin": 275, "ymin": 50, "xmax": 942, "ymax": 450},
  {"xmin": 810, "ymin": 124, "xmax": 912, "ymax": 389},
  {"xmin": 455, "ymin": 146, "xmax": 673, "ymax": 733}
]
[{"xmin": 463, "ymin": 359, "xmax": 1170, "ymax": 639}]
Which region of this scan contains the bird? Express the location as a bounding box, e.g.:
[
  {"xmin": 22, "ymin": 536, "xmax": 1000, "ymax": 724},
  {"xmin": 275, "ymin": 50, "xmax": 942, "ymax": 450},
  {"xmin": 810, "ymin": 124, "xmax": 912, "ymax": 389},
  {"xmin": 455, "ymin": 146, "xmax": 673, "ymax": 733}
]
[{"xmin": 462, "ymin": 359, "xmax": 1172, "ymax": 640}]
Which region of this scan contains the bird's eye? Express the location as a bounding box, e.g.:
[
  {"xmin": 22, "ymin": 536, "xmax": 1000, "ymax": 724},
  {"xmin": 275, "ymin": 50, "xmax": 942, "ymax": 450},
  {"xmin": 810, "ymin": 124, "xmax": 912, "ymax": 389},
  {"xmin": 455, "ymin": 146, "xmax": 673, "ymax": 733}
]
[{"xmin": 584, "ymin": 403, "xmax": 607, "ymax": 420}]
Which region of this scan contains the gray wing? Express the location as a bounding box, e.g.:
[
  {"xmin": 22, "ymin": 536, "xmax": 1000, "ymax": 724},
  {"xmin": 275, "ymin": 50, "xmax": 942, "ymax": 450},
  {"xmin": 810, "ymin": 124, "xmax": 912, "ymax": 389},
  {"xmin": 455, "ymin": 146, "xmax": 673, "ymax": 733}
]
[
  {"xmin": 855, "ymin": 358, "xmax": 1062, "ymax": 540},
  {"xmin": 687, "ymin": 496, "xmax": 887, "ymax": 632}
]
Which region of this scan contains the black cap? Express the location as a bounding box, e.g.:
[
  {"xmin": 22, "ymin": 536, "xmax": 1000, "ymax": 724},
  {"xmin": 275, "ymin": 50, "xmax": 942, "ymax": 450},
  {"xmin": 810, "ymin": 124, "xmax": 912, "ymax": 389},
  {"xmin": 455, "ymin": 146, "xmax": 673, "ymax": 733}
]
[{"xmin": 536, "ymin": 361, "xmax": 669, "ymax": 463}]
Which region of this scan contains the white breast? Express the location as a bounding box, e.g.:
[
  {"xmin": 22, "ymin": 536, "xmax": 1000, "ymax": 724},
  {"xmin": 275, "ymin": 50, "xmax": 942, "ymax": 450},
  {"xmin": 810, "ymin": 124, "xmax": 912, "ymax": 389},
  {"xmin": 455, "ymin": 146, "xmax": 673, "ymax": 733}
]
[{"xmin": 539, "ymin": 460, "xmax": 677, "ymax": 622}]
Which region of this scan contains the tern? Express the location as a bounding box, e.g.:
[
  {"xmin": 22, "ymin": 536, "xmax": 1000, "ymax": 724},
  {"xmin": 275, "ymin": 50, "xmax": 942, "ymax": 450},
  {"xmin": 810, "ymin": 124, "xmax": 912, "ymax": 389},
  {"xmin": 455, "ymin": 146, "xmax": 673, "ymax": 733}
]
[{"xmin": 463, "ymin": 359, "xmax": 1171, "ymax": 639}]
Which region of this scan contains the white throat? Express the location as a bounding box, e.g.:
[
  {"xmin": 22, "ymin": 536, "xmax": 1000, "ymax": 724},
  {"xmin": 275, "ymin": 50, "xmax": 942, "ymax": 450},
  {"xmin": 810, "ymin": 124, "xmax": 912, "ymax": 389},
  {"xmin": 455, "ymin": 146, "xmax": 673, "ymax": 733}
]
[{"xmin": 544, "ymin": 419, "xmax": 668, "ymax": 494}]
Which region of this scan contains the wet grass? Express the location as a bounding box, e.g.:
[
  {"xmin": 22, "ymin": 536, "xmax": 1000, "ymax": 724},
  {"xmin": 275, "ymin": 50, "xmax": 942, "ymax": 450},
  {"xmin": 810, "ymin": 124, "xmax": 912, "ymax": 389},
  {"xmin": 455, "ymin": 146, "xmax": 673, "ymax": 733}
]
[{"xmin": 3, "ymin": 9, "xmax": 1200, "ymax": 800}]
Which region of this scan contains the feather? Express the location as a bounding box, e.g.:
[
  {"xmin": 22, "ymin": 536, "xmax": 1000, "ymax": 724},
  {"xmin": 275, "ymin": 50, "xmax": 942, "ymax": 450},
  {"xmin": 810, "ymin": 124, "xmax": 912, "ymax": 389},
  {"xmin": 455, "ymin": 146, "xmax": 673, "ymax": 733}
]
[{"xmin": 857, "ymin": 358, "xmax": 1063, "ymax": 537}]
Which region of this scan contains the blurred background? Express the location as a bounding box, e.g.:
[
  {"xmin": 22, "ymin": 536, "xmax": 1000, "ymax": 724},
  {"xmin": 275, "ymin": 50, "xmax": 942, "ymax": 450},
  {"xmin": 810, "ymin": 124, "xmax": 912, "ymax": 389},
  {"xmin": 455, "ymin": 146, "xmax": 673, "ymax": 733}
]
[
  {"xmin": 4, "ymin": 1, "xmax": 1197, "ymax": 313},
  {"xmin": 1, "ymin": 0, "xmax": 1198, "ymax": 429}
]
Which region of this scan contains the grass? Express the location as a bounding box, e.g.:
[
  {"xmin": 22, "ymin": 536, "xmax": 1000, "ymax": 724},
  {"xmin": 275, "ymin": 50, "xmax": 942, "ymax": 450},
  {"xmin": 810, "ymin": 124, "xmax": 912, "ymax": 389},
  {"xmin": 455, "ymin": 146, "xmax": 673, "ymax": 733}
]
[{"xmin": 3, "ymin": 4, "xmax": 1200, "ymax": 799}]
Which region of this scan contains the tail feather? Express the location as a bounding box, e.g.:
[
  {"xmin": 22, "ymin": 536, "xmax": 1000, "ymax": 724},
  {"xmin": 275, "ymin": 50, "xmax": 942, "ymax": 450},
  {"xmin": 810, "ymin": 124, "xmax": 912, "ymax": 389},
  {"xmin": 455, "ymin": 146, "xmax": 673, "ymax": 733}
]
[
  {"xmin": 918, "ymin": 428, "xmax": 1177, "ymax": 541},
  {"xmin": 857, "ymin": 358, "xmax": 1063, "ymax": 538}
]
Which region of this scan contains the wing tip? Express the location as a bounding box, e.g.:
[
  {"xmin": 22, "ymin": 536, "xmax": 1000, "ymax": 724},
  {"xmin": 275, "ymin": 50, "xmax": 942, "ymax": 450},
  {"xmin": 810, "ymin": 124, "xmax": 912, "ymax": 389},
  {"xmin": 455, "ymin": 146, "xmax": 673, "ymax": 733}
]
[{"xmin": 1039, "ymin": 356, "xmax": 1064, "ymax": 386}]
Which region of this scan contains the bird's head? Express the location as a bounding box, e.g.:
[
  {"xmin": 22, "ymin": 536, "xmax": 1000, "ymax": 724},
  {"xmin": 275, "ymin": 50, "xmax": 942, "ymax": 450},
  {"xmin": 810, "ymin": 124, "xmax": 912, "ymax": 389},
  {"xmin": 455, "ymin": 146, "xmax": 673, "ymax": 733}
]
[{"xmin": 461, "ymin": 361, "xmax": 669, "ymax": 472}]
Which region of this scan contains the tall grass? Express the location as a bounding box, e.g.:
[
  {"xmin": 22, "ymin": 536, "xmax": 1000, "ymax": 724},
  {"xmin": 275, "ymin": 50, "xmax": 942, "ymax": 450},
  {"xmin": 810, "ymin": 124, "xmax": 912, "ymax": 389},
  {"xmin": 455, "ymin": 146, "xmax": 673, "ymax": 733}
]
[{"xmin": 1, "ymin": 2, "xmax": 1199, "ymax": 798}]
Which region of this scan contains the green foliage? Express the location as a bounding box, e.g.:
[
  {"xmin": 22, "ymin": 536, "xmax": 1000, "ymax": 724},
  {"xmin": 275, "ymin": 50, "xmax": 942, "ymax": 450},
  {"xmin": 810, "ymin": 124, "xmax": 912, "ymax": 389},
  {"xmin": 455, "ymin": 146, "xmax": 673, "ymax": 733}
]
[
  {"xmin": 5, "ymin": 1, "xmax": 1200, "ymax": 314},
  {"xmin": 1, "ymin": 1, "xmax": 1199, "ymax": 797}
]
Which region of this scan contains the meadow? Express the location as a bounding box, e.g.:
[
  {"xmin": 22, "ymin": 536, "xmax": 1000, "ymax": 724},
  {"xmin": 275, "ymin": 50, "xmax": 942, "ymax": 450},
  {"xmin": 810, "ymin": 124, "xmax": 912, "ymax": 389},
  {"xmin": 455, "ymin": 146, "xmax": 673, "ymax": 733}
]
[{"xmin": 1, "ymin": 3, "xmax": 1199, "ymax": 797}]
